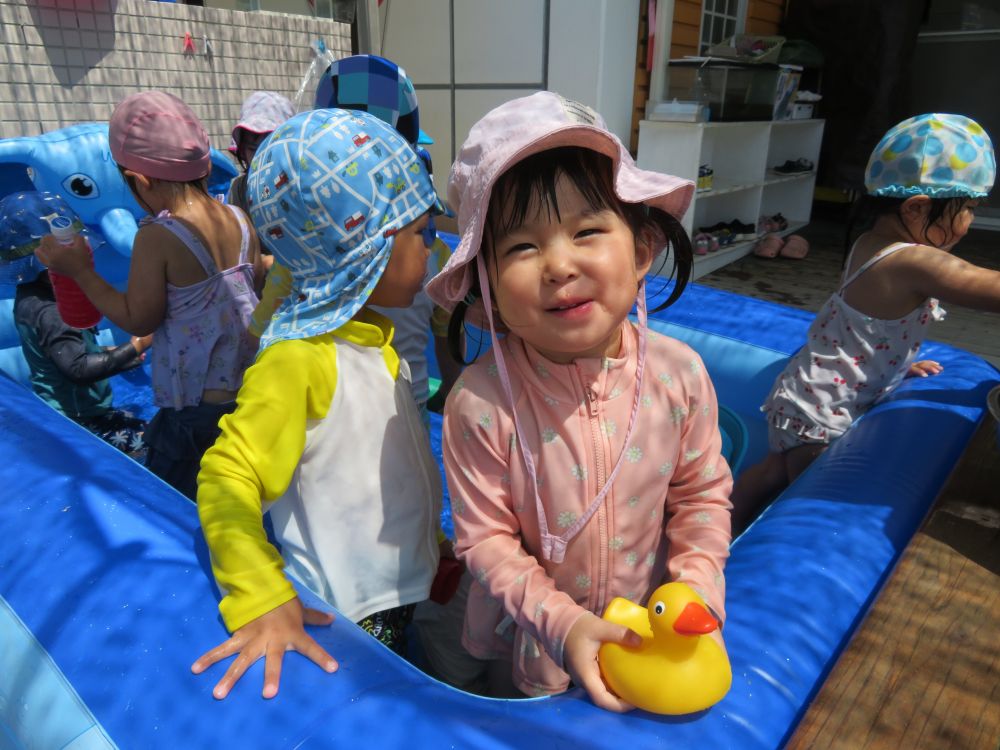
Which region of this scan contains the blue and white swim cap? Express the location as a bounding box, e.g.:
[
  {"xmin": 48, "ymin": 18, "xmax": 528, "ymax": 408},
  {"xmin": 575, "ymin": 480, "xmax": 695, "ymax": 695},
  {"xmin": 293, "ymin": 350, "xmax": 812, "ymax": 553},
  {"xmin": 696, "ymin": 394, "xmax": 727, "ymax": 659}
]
[
  {"xmin": 246, "ymin": 108, "xmax": 439, "ymax": 348},
  {"xmin": 865, "ymin": 113, "xmax": 995, "ymax": 200}
]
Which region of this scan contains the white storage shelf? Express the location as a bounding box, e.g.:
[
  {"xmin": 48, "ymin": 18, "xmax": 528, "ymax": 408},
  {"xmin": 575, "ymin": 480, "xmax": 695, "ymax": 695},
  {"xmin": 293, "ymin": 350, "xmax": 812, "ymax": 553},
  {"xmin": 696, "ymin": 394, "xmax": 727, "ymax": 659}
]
[{"xmin": 637, "ymin": 118, "xmax": 825, "ymax": 279}]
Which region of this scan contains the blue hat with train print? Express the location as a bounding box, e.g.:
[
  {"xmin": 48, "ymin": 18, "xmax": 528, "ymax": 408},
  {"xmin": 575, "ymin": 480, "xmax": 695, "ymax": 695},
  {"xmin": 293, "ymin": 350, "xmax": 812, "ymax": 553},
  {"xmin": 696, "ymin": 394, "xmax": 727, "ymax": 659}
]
[
  {"xmin": 865, "ymin": 113, "xmax": 995, "ymax": 199},
  {"xmin": 246, "ymin": 108, "xmax": 439, "ymax": 349},
  {"xmin": 0, "ymin": 191, "xmax": 86, "ymax": 285}
]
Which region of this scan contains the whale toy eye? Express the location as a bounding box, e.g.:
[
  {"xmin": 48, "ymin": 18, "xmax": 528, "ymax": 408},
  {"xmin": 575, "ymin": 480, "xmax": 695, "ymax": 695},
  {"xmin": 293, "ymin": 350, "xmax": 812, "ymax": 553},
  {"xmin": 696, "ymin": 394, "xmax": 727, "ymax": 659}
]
[
  {"xmin": 62, "ymin": 173, "xmax": 99, "ymax": 199},
  {"xmin": 653, "ymin": 601, "xmax": 665, "ymax": 616}
]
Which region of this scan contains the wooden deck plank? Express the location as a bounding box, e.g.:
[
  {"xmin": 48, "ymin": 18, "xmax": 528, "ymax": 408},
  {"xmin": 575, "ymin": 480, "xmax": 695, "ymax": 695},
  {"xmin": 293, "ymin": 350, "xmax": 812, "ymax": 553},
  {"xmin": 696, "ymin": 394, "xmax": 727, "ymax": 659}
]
[{"xmin": 785, "ymin": 421, "xmax": 1000, "ymax": 750}]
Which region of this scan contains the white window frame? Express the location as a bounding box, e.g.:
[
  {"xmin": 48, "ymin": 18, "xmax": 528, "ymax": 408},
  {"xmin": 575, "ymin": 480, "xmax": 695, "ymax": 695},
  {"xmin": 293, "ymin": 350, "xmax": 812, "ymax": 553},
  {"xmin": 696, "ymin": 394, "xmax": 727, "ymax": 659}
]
[{"xmin": 699, "ymin": 0, "xmax": 748, "ymax": 54}]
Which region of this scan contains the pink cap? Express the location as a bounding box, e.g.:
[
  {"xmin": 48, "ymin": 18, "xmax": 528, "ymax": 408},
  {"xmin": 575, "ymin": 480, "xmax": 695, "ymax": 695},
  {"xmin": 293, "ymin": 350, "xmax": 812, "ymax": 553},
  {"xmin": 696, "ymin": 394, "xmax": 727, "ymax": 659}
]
[
  {"xmin": 229, "ymin": 91, "xmax": 296, "ymax": 153},
  {"xmin": 109, "ymin": 91, "xmax": 211, "ymax": 182},
  {"xmin": 425, "ymin": 91, "xmax": 694, "ymax": 313}
]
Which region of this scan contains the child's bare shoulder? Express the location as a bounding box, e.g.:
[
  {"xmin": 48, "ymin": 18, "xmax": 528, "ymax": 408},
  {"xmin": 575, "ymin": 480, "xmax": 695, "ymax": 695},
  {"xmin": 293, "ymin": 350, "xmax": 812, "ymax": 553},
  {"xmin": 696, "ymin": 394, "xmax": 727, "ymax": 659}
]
[{"xmin": 132, "ymin": 220, "xmax": 188, "ymax": 260}]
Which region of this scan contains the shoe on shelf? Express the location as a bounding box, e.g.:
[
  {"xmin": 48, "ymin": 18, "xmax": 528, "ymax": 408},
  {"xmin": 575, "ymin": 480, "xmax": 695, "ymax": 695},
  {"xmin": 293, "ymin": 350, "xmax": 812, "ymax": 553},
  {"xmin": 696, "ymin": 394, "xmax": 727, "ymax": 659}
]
[
  {"xmin": 757, "ymin": 215, "xmax": 778, "ymax": 235},
  {"xmin": 728, "ymin": 219, "xmax": 756, "ymax": 241},
  {"xmin": 771, "ymin": 158, "xmax": 814, "ymax": 175},
  {"xmin": 779, "ymin": 234, "xmax": 809, "ymax": 259},
  {"xmin": 697, "ymin": 164, "xmax": 714, "ymax": 192},
  {"xmin": 693, "ymin": 233, "xmax": 711, "ymax": 255},
  {"xmin": 771, "ymin": 212, "xmax": 789, "ymax": 231},
  {"xmin": 753, "ymin": 234, "xmax": 784, "ymax": 258}
]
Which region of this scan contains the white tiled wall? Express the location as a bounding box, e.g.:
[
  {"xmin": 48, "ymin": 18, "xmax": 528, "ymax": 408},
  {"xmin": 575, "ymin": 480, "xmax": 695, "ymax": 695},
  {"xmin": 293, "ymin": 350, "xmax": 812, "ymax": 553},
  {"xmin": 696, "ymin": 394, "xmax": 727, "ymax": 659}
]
[{"xmin": 0, "ymin": 0, "xmax": 351, "ymax": 151}]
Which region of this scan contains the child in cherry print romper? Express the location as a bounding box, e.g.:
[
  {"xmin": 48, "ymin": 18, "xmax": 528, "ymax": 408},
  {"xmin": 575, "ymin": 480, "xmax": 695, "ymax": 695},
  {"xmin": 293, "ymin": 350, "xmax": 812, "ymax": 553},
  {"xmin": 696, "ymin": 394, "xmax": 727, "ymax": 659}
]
[{"xmin": 732, "ymin": 113, "xmax": 1000, "ymax": 532}]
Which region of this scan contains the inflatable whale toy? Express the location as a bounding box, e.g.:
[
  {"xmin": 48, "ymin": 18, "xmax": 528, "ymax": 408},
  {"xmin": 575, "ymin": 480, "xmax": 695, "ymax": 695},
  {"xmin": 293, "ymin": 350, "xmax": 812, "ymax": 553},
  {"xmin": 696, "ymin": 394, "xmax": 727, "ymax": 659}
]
[{"xmin": 0, "ymin": 123, "xmax": 239, "ymax": 287}]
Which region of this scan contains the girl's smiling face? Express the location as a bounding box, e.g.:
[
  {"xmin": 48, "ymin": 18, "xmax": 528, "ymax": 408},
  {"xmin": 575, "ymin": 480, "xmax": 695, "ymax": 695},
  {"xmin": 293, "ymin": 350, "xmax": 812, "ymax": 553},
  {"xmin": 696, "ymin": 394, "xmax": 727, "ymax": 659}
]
[{"xmin": 486, "ymin": 172, "xmax": 652, "ymax": 363}]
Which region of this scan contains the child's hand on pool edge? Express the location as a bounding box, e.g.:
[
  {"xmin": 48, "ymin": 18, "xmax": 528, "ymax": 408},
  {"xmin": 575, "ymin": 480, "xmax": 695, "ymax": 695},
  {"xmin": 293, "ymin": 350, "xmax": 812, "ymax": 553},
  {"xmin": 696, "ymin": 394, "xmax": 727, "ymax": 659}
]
[
  {"xmin": 907, "ymin": 359, "xmax": 943, "ymax": 378},
  {"xmin": 564, "ymin": 611, "xmax": 642, "ymax": 713},
  {"xmin": 191, "ymin": 597, "xmax": 338, "ymax": 700}
]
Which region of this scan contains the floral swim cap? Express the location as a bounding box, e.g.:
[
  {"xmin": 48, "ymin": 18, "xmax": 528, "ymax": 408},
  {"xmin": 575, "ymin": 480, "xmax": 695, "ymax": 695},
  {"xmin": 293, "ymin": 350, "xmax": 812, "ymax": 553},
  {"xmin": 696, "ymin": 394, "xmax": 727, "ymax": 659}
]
[
  {"xmin": 865, "ymin": 113, "xmax": 995, "ymax": 199},
  {"xmin": 246, "ymin": 108, "xmax": 439, "ymax": 349}
]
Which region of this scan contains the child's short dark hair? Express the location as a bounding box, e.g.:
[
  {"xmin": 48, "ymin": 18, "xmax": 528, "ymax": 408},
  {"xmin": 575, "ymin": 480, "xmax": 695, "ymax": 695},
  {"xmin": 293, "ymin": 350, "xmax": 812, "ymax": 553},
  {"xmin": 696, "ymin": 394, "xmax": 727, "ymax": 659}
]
[
  {"xmin": 846, "ymin": 194, "xmax": 973, "ymax": 258},
  {"xmin": 116, "ymin": 164, "xmax": 208, "ymax": 198},
  {"xmin": 447, "ymin": 147, "xmax": 693, "ymax": 364}
]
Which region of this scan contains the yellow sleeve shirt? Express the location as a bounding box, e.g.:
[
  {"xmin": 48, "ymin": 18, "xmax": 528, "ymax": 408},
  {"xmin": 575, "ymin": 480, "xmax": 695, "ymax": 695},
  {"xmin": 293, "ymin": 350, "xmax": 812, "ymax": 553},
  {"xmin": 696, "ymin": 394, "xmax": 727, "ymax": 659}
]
[
  {"xmin": 198, "ymin": 313, "xmax": 405, "ymax": 632},
  {"xmin": 198, "ymin": 335, "xmax": 337, "ymax": 631}
]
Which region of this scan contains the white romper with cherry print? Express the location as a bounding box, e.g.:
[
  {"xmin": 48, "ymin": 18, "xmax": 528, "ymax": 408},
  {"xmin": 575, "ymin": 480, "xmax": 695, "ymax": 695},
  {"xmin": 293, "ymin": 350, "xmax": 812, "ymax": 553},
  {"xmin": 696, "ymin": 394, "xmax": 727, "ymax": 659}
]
[{"xmin": 762, "ymin": 242, "xmax": 946, "ymax": 452}]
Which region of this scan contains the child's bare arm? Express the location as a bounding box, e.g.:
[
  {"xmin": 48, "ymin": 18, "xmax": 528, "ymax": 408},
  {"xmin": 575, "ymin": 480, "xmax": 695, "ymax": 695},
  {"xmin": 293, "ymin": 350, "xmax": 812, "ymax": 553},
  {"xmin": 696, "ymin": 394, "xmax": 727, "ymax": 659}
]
[
  {"xmin": 904, "ymin": 244, "xmax": 1000, "ymax": 312},
  {"xmin": 36, "ymin": 227, "xmax": 168, "ymax": 335},
  {"xmin": 191, "ymin": 598, "xmax": 336, "ymax": 700},
  {"xmin": 248, "ymin": 227, "xmax": 267, "ymax": 294}
]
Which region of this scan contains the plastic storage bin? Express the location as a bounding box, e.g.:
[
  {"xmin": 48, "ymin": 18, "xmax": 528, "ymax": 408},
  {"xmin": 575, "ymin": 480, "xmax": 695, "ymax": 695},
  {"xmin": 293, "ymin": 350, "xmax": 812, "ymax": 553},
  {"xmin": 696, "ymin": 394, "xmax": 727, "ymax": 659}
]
[{"xmin": 668, "ymin": 60, "xmax": 801, "ymax": 121}]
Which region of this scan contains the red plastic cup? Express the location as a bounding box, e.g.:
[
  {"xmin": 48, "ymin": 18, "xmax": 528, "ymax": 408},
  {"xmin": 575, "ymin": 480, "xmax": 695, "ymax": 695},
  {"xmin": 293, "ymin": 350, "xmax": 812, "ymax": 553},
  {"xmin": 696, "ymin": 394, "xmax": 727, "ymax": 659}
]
[
  {"xmin": 49, "ymin": 238, "xmax": 102, "ymax": 330},
  {"xmin": 429, "ymin": 557, "xmax": 464, "ymax": 605}
]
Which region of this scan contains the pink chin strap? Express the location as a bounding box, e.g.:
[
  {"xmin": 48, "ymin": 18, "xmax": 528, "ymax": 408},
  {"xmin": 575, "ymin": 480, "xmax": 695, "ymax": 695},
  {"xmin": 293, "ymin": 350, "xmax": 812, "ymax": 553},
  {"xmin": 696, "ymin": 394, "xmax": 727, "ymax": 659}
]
[{"xmin": 475, "ymin": 253, "xmax": 648, "ymax": 563}]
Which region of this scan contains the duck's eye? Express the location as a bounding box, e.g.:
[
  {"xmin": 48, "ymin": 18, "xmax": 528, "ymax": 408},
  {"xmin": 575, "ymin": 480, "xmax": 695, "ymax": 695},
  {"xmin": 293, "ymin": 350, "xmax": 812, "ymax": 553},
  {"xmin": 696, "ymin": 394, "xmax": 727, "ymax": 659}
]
[{"xmin": 653, "ymin": 601, "xmax": 665, "ymax": 616}]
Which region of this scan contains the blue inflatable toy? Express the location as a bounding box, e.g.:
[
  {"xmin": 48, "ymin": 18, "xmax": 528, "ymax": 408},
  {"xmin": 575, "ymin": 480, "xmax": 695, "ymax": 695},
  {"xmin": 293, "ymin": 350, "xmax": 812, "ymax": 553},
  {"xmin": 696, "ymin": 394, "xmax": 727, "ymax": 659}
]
[
  {"xmin": 0, "ymin": 123, "xmax": 239, "ymax": 288},
  {"xmin": 0, "ymin": 234, "xmax": 996, "ymax": 748}
]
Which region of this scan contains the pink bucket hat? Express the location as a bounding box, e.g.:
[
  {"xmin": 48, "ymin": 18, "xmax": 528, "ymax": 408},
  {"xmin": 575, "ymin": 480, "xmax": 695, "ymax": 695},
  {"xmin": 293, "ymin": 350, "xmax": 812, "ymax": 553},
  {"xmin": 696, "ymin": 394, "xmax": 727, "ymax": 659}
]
[
  {"xmin": 109, "ymin": 91, "xmax": 211, "ymax": 181},
  {"xmin": 229, "ymin": 91, "xmax": 296, "ymax": 153},
  {"xmin": 424, "ymin": 91, "xmax": 694, "ymax": 313}
]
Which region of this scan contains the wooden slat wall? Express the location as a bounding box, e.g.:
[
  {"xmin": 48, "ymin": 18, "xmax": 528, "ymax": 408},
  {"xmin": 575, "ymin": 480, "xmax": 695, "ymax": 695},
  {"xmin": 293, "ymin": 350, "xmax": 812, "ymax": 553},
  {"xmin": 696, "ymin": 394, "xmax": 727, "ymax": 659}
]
[
  {"xmin": 629, "ymin": 1, "xmax": 651, "ymax": 154},
  {"xmin": 671, "ymin": 0, "xmax": 703, "ymax": 58},
  {"xmin": 628, "ymin": 0, "xmax": 786, "ymax": 153},
  {"xmin": 746, "ymin": 0, "xmax": 783, "ymax": 34}
]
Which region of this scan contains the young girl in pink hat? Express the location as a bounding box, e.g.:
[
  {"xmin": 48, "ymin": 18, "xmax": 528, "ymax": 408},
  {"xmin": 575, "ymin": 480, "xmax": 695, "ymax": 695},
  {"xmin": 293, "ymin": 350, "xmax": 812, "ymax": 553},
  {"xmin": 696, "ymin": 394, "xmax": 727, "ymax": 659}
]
[
  {"xmin": 422, "ymin": 92, "xmax": 733, "ymax": 710},
  {"xmin": 37, "ymin": 90, "xmax": 265, "ymax": 499}
]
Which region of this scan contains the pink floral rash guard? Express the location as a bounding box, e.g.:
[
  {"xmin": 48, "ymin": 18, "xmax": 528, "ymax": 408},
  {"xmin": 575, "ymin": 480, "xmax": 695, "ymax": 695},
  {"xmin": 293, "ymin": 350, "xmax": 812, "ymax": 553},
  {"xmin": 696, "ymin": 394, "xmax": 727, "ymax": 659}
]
[{"xmin": 442, "ymin": 320, "xmax": 733, "ymax": 696}]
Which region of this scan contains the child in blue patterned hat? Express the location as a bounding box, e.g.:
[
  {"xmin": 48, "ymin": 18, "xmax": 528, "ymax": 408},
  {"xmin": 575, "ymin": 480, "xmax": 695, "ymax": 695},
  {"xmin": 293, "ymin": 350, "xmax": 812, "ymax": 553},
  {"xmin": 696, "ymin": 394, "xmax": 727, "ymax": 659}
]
[
  {"xmin": 733, "ymin": 113, "xmax": 1000, "ymax": 532},
  {"xmin": 192, "ymin": 108, "xmax": 443, "ymax": 700},
  {"xmin": 307, "ymin": 54, "xmax": 460, "ymax": 417},
  {"xmin": 245, "ymin": 56, "xmax": 448, "ymax": 401}
]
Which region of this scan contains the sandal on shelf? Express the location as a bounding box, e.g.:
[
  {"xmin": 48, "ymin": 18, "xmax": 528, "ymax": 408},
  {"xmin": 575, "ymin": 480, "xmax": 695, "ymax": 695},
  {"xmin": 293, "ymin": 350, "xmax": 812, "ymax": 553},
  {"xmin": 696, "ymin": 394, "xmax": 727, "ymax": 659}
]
[
  {"xmin": 779, "ymin": 234, "xmax": 809, "ymax": 259},
  {"xmin": 694, "ymin": 232, "xmax": 711, "ymax": 255},
  {"xmin": 771, "ymin": 158, "xmax": 814, "ymax": 175},
  {"xmin": 753, "ymin": 234, "xmax": 784, "ymax": 258},
  {"xmin": 757, "ymin": 215, "xmax": 778, "ymax": 235},
  {"xmin": 728, "ymin": 219, "xmax": 757, "ymax": 241}
]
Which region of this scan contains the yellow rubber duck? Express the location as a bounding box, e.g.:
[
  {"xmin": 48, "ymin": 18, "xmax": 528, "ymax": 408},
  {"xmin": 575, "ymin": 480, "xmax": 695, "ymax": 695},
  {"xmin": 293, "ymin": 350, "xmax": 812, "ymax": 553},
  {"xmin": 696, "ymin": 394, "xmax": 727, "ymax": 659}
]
[{"xmin": 598, "ymin": 582, "xmax": 731, "ymax": 715}]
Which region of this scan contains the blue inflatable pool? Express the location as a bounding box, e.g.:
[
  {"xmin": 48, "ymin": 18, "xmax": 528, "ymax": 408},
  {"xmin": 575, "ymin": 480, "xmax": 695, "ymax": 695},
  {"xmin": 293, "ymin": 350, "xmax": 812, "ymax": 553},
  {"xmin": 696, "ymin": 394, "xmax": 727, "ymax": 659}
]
[{"xmin": 1, "ymin": 245, "xmax": 997, "ymax": 747}]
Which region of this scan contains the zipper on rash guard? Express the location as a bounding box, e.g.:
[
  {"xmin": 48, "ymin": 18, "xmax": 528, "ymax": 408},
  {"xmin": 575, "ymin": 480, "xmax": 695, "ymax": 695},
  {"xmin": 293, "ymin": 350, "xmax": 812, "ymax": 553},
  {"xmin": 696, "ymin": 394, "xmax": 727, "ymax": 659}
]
[{"xmin": 577, "ymin": 365, "xmax": 609, "ymax": 612}]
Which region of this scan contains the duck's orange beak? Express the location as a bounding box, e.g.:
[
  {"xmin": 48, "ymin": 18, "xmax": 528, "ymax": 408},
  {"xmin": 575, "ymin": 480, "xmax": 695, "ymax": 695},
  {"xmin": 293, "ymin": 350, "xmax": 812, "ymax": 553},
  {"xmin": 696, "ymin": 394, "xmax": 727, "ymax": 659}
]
[{"xmin": 673, "ymin": 602, "xmax": 718, "ymax": 635}]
